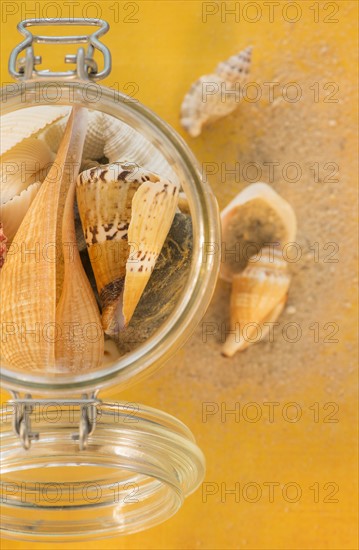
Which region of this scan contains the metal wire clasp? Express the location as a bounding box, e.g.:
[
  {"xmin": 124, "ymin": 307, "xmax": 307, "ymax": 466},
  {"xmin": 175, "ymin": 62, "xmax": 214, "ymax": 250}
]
[
  {"xmin": 9, "ymin": 18, "xmax": 111, "ymax": 81},
  {"xmin": 9, "ymin": 391, "xmax": 101, "ymax": 451}
]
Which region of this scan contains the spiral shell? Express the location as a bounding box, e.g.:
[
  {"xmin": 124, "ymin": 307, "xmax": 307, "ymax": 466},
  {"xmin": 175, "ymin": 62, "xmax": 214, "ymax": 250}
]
[
  {"xmin": 222, "ymin": 247, "xmax": 290, "ymax": 357},
  {"xmin": 220, "ymin": 183, "xmax": 297, "ymax": 356},
  {"xmin": 180, "ymin": 46, "xmax": 252, "ymax": 137},
  {"xmin": 220, "ymin": 182, "xmax": 297, "ymax": 282}
]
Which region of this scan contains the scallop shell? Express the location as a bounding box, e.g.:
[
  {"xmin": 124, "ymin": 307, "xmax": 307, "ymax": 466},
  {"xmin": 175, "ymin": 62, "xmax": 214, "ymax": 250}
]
[
  {"xmin": 222, "ymin": 247, "xmax": 290, "ymax": 357},
  {"xmin": 180, "ymin": 46, "xmax": 252, "ymax": 137},
  {"xmin": 1, "ymin": 138, "xmax": 54, "ymax": 203},
  {"xmin": 76, "ymin": 161, "xmax": 179, "ymax": 337},
  {"xmin": 220, "ymin": 182, "xmax": 297, "ymax": 283},
  {"xmin": 0, "ymin": 181, "xmax": 41, "ymax": 242},
  {"xmin": 0, "ymin": 107, "xmax": 103, "ymax": 373},
  {"xmin": 0, "ymin": 106, "xmax": 68, "ymax": 241},
  {"xmin": 0, "ymin": 222, "xmax": 7, "ymax": 269},
  {"xmin": 0, "ymin": 105, "xmax": 69, "ymax": 156}
]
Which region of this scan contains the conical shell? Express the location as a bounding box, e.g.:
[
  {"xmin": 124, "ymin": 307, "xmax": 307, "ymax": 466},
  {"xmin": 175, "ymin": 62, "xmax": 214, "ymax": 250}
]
[
  {"xmin": 0, "ymin": 181, "xmax": 41, "ymax": 242},
  {"xmin": 180, "ymin": 46, "xmax": 252, "ymax": 137},
  {"xmin": 55, "ymin": 108, "xmax": 103, "ymax": 371},
  {"xmin": 122, "ymin": 177, "xmax": 180, "ymax": 327},
  {"xmin": 0, "ymin": 222, "xmax": 7, "ymax": 269},
  {"xmin": 0, "ymin": 107, "xmax": 99, "ymax": 372},
  {"xmin": 76, "ymin": 161, "xmax": 179, "ymax": 337},
  {"xmin": 222, "ymin": 247, "xmax": 290, "ymax": 357},
  {"xmin": 0, "ymin": 105, "xmax": 69, "ymax": 156},
  {"xmin": 220, "ymin": 182, "xmax": 297, "ymax": 282}
]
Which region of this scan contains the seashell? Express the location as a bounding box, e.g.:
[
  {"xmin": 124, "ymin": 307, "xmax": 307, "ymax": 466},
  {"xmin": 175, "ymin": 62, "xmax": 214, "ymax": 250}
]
[
  {"xmin": 0, "ymin": 222, "xmax": 7, "ymax": 269},
  {"xmin": 220, "ymin": 182, "xmax": 297, "ymax": 283},
  {"xmin": 0, "ymin": 107, "xmax": 103, "ymax": 373},
  {"xmin": 177, "ymin": 191, "xmax": 190, "ymax": 214},
  {"xmin": 1, "ymin": 138, "xmax": 54, "ymax": 204},
  {"xmin": 76, "ymin": 161, "xmax": 179, "ymax": 337},
  {"xmin": 180, "ymin": 46, "xmax": 252, "ymax": 137},
  {"xmin": 113, "ymin": 212, "xmax": 193, "ymax": 354},
  {"xmin": 41, "ymin": 111, "xmax": 179, "ymax": 185},
  {"xmin": 121, "ymin": 175, "xmax": 180, "ymax": 328},
  {"xmin": 103, "ymin": 338, "xmax": 121, "ymax": 366},
  {"xmin": 0, "ymin": 105, "xmax": 69, "ymax": 156},
  {"xmin": 40, "ymin": 109, "xmax": 106, "ymax": 162},
  {"xmin": 0, "ymin": 181, "xmax": 41, "ymax": 242},
  {"xmin": 102, "ymin": 115, "xmax": 179, "ymax": 184},
  {"xmin": 222, "ymin": 247, "xmax": 290, "ymax": 357},
  {"xmin": 55, "ymin": 109, "xmax": 104, "ymax": 371}
]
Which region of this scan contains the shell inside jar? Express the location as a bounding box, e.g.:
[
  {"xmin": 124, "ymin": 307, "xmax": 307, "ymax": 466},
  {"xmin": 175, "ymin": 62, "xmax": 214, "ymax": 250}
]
[{"xmin": 0, "ymin": 106, "xmax": 193, "ymax": 374}]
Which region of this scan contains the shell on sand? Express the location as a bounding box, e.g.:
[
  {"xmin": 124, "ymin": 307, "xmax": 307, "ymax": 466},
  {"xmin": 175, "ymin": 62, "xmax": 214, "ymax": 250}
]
[{"xmin": 180, "ymin": 47, "xmax": 252, "ymax": 137}]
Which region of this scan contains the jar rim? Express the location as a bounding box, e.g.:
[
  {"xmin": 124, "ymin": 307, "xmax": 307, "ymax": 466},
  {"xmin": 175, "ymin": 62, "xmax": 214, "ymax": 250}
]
[
  {"xmin": 0, "ymin": 400, "xmax": 205, "ymax": 541},
  {"xmin": 0, "ymin": 81, "xmax": 220, "ymax": 394}
]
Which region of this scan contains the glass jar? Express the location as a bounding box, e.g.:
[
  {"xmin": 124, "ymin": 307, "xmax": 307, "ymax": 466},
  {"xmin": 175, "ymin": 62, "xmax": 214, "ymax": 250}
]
[{"xmin": 0, "ymin": 19, "xmax": 219, "ymax": 540}]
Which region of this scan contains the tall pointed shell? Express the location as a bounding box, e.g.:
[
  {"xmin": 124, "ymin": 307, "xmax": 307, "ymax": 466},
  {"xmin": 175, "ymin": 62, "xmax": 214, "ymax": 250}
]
[
  {"xmin": 180, "ymin": 46, "xmax": 252, "ymax": 137},
  {"xmin": 122, "ymin": 177, "xmax": 180, "ymax": 327},
  {"xmin": 222, "ymin": 247, "xmax": 290, "ymax": 357},
  {"xmin": 0, "ymin": 105, "xmax": 69, "ymax": 156},
  {"xmin": 55, "ymin": 108, "xmax": 103, "ymax": 371},
  {"xmin": 220, "ymin": 182, "xmax": 297, "ymax": 283},
  {"xmin": 0, "ymin": 107, "xmax": 93, "ymax": 372},
  {"xmin": 76, "ymin": 162, "xmax": 179, "ymax": 336}
]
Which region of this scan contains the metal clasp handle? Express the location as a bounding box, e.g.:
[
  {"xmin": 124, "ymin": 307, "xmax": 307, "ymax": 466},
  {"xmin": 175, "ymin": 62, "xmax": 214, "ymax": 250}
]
[
  {"xmin": 9, "ymin": 391, "xmax": 100, "ymax": 451},
  {"xmin": 9, "ymin": 18, "xmax": 111, "ymax": 82}
]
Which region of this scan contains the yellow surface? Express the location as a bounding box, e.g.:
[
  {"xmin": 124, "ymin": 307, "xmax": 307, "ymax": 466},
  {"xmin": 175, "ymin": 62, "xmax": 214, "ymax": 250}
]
[{"xmin": 0, "ymin": 2, "xmax": 358, "ymax": 549}]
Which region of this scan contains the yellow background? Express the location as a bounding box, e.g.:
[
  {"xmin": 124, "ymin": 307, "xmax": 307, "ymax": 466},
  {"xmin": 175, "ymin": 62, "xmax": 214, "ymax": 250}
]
[{"xmin": 0, "ymin": 1, "xmax": 358, "ymax": 549}]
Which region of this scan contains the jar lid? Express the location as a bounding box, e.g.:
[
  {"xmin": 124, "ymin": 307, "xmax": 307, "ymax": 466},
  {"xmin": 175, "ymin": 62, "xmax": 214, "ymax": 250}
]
[{"xmin": 0, "ymin": 401, "xmax": 205, "ymax": 541}]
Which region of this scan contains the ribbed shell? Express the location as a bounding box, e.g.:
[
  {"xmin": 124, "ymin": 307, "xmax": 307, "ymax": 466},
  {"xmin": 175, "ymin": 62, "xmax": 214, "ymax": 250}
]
[
  {"xmin": 180, "ymin": 46, "xmax": 252, "ymax": 137},
  {"xmin": 222, "ymin": 247, "xmax": 290, "ymax": 357}
]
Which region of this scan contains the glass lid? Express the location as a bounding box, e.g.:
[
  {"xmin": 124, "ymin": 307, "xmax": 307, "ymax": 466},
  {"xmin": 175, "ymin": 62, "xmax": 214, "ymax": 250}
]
[{"xmin": 0, "ymin": 400, "xmax": 205, "ymax": 541}]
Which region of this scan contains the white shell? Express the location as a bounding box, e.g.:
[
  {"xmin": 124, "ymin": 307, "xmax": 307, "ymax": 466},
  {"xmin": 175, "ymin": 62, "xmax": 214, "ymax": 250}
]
[
  {"xmin": 180, "ymin": 46, "xmax": 252, "ymax": 137},
  {"xmin": 220, "ymin": 182, "xmax": 297, "ymax": 283},
  {"xmin": 0, "ymin": 105, "xmax": 69, "ymax": 155},
  {"xmin": 41, "ymin": 111, "xmax": 180, "ymax": 185},
  {"xmin": 0, "ymin": 137, "xmax": 54, "ymax": 203},
  {"xmin": 0, "ymin": 181, "xmax": 41, "ymax": 242},
  {"xmin": 102, "ymin": 115, "xmax": 179, "ymax": 184},
  {"xmin": 40, "ymin": 109, "xmax": 106, "ymax": 161}
]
